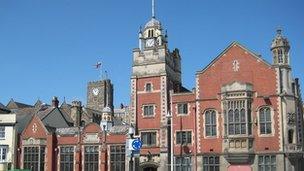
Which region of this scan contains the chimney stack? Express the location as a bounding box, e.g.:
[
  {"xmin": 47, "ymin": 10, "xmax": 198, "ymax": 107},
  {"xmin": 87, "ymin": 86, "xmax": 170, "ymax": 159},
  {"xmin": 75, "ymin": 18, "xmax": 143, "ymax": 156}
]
[{"xmin": 52, "ymin": 96, "xmax": 59, "ymax": 108}]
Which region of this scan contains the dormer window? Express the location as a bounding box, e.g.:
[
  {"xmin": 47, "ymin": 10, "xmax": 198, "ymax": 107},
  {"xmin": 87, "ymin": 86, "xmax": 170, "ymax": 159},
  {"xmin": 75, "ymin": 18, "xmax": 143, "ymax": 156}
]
[{"xmin": 145, "ymin": 83, "xmax": 152, "ymax": 92}]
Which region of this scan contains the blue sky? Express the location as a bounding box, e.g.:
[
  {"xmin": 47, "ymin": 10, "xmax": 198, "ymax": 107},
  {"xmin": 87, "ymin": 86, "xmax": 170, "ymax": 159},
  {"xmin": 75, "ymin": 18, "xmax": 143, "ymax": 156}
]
[{"xmin": 0, "ymin": 0, "xmax": 303, "ymax": 107}]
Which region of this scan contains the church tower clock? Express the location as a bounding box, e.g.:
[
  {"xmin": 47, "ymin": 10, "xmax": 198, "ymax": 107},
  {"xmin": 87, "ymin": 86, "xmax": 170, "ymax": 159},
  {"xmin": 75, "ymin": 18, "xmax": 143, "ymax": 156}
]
[
  {"xmin": 87, "ymin": 79, "xmax": 113, "ymax": 111},
  {"xmin": 130, "ymin": 0, "xmax": 182, "ymax": 170}
]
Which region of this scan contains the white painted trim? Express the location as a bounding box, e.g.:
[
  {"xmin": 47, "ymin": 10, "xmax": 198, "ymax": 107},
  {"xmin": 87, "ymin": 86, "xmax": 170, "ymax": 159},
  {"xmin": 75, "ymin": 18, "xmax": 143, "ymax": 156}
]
[
  {"xmin": 176, "ymin": 103, "xmax": 190, "ymax": 116},
  {"xmin": 256, "ymin": 106, "xmax": 275, "ymax": 137},
  {"xmin": 174, "ymin": 129, "xmax": 194, "ymax": 146},
  {"xmin": 139, "ymin": 130, "xmax": 159, "ymax": 147},
  {"xmin": 202, "ymin": 109, "xmax": 219, "ymax": 139},
  {"xmin": 141, "ymin": 104, "xmax": 157, "ymax": 118}
]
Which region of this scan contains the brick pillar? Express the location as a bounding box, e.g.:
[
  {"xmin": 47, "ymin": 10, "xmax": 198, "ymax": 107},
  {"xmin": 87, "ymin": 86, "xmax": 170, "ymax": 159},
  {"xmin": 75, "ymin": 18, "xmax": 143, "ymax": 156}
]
[
  {"xmin": 75, "ymin": 146, "xmax": 81, "ymax": 171},
  {"xmin": 46, "ymin": 135, "xmax": 54, "ymax": 171},
  {"xmin": 100, "ymin": 148, "xmax": 107, "ymax": 171}
]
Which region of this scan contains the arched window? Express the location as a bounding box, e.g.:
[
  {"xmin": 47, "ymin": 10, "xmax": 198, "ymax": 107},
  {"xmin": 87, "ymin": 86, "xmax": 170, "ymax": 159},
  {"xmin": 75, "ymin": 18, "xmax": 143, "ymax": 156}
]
[
  {"xmin": 145, "ymin": 83, "xmax": 152, "ymax": 92},
  {"xmin": 259, "ymin": 107, "xmax": 272, "ymax": 134},
  {"xmin": 278, "ymin": 49, "xmax": 283, "ymax": 63},
  {"xmin": 148, "ymin": 30, "xmax": 154, "ymax": 38},
  {"xmin": 205, "ymin": 110, "xmax": 217, "ymax": 136}
]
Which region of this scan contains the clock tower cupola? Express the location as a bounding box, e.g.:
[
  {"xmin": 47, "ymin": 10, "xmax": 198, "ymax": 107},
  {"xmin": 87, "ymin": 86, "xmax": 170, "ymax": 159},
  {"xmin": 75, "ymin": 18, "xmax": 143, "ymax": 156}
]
[{"xmin": 138, "ymin": 0, "xmax": 167, "ymax": 50}]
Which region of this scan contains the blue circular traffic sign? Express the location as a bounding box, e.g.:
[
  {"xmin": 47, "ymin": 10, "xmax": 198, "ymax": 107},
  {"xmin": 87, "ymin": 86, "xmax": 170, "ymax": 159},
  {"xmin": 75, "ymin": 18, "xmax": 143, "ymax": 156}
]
[{"xmin": 132, "ymin": 139, "xmax": 142, "ymax": 151}]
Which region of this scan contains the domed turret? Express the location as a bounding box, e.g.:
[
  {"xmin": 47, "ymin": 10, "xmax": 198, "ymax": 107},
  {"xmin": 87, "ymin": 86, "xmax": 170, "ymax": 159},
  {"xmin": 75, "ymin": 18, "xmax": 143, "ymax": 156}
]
[
  {"xmin": 136, "ymin": 0, "xmax": 168, "ymax": 50},
  {"xmin": 145, "ymin": 18, "xmax": 161, "ymax": 29},
  {"xmin": 271, "ymin": 29, "xmax": 290, "ymax": 65}
]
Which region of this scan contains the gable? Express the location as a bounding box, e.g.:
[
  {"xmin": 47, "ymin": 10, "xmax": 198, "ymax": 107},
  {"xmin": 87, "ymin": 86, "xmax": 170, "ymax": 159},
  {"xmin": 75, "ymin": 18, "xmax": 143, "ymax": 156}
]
[
  {"xmin": 196, "ymin": 42, "xmax": 277, "ymax": 99},
  {"xmin": 197, "ymin": 42, "xmax": 272, "ymax": 75},
  {"xmin": 42, "ymin": 108, "xmax": 70, "ymax": 128},
  {"xmin": 22, "ymin": 115, "xmax": 48, "ymax": 139},
  {"xmin": 6, "ymin": 100, "xmax": 18, "ymax": 109}
]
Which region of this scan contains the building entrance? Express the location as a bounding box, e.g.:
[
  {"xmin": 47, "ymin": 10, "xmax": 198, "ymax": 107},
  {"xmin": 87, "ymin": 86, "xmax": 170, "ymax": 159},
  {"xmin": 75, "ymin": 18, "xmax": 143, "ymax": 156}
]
[
  {"xmin": 228, "ymin": 165, "xmax": 251, "ymax": 171},
  {"xmin": 143, "ymin": 167, "xmax": 157, "ymax": 171}
]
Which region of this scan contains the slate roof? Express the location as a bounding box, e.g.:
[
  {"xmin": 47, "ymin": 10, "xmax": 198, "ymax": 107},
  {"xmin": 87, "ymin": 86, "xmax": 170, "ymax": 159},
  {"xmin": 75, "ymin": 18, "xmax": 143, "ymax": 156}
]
[
  {"xmin": 36, "ymin": 107, "xmax": 55, "ymax": 120},
  {"xmin": 56, "ymin": 127, "xmax": 81, "ymax": 136},
  {"xmin": 16, "ymin": 116, "xmax": 32, "ymax": 133},
  {"xmin": 37, "ymin": 106, "xmax": 74, "ymax": 125},
  {"xmin": 6, "ymin": 99, "xmax": 33, "ymax": 110},
  {"xmin": 0, "ymin": 103, "xmax": 11, "ymax": 113},
  {"xmin": 14, "ymin": 105, "xmax": 74, "ymax": 133},
  {"xmin": 84, "ymin": 107, "xmax": 103, "ymax": 117},
  {"xmin": 34, "ymin": 99, "xmax": 43, "ymax": 108},
  {"xmin": 109, "ymin": 124, "xmax": 129, "ymax": 135}
]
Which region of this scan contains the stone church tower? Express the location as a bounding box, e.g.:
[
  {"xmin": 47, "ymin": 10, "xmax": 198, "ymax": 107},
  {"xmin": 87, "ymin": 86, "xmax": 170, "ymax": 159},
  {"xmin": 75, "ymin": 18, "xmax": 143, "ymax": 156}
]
[
  {"xmin": 87, "ymin": 79, "xmax": 113, "ymax": 111},
  {"xmin": 130, "ymin": 0, "xmax": 182, "ymax": 170}
]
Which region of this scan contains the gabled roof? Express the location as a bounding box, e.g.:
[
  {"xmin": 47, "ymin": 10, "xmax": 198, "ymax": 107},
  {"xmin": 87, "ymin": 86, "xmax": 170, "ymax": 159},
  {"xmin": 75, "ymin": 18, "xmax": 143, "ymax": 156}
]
[
  {"xmin": 36, "ymin": 107, "xmax": 55, "ymax": 120},
  {"xmin": 6, "ymin": 99, "xmax": 33, "ymax": 110},
  {"xmin": 196, "ymin": 41, "xmax": 272, "ymax": 75},
  {"xmin": 21, "ymin": 114, "xmax": 51, "ymax": 136},
  {"xmin": 36, "ymin": 106, "xmax": 74, "ymax": 125},
  {"xmin": 83, "ymin": 107, "xmax": 103, "ymax": 118},
  {"xmin": 34, "ymin": 99, "xmax": 43, "ymax": 108},
  {"xmin": 0, "ymin": 103, "xmax": 11, "ymax": 113}
]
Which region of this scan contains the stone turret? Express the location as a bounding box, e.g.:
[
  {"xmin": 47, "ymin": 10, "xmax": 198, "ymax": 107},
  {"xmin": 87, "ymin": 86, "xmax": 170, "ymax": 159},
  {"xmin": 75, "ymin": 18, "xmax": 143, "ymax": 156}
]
[
  {"xmin": 71, "ymin": 101, "xmax": 82, "ymax": 127},
  {"xmin": 271, "ymin": 29, "xmax": 290, "ymax": 66}
]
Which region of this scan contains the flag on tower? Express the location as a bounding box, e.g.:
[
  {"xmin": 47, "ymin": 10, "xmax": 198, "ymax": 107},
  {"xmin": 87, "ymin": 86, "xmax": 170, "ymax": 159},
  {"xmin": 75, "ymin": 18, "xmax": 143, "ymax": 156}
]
[{"xmin": 93, "ymin": 61, "xmax": 102, "ymax": 69}]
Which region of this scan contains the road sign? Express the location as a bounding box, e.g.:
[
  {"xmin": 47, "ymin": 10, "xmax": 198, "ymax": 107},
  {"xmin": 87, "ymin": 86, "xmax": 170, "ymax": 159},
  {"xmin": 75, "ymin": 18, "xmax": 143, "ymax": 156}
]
[{"xmin": 131, "ymin": 139, "xmax": 142, "ymax": 151}]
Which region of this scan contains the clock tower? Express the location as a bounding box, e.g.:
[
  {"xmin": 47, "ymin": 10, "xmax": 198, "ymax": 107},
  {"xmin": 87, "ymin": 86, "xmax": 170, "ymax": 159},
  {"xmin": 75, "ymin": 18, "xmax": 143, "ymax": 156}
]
[
  {"xmin": 130, "ymin": 0, "xmax": 182, "ymax": 170},
  {"xmin": 87, "ymin": 79, "xmax": 113, "ymax": 111}
]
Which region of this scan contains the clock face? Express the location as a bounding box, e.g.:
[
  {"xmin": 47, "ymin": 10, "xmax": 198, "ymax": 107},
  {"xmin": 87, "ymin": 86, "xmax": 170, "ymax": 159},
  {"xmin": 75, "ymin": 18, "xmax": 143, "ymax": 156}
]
[
  {"xmin": 146, "ymin": 39, "xmax": 155, "ymax": 47},
  {"xmin": 92, "ymin": 88, "xmax": 99, "ymax": 96}
]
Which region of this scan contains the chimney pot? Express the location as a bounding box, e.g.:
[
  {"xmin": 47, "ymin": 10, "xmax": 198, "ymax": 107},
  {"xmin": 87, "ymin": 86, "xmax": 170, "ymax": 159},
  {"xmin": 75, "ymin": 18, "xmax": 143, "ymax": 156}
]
[{"xmin": 52, "ymin": 96, "xmax": 59, "ymax": 108}]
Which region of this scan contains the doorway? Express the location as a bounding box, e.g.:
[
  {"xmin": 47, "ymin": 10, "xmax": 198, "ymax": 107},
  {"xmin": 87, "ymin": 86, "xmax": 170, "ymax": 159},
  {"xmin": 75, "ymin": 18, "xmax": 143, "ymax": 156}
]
[
  {"xmin": 228, "ymin": 165, "xmax": 251, "ymax": 171},
  {"xmin": 143, "ymin": 167, "xmax": 157, "ymax": 171}
]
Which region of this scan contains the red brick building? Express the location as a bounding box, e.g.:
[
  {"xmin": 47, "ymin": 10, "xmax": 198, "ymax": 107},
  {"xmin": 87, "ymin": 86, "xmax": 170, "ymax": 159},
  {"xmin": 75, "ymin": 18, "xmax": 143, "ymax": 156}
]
[
  {"xmin": 130, "ymin": 4, "xmax": 304, "ymax": 171},
  {"xmin": 13, "ymin": 2, "xmax": 304, "ymax": 171}
]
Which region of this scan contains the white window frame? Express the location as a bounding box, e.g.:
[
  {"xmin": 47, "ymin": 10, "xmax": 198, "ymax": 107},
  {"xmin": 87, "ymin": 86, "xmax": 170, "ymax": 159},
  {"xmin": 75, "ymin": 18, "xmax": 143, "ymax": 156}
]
[
  {"xmin": 203, "ymin": 155, "xmax": 220, "ymax": 171},
  {"xmin": 204, "ymin": 109, "xmax": 217, "ymax": 137},
  {"xmin": 145, "ymin": 83, "xmax": 153, "ymax": 92},
  {"xmin": 0, "ymin": 145, "xmax": 8, "ymax": 163},
  {"xmin": 258, "ymin": 155, "xmax": 276, "ymax": 171},
  {"xmin": 142, "ymin": 104, "xmax": 155, "ymax": 117},
  {"xmin": 177, "ymin": 103, "xmax": 188, "ymax": 115},
  {"xmin": 140, "ymin": 131, "xmax": 157, "ymax": 147},
  {"xmin": 175, "ymin": 130, "xmax": 192, "ymax": 145},
  {"xmin": 257, "ymin": 106, "xmax": 275, "ymax": 137},
  {"xmin": 0, "ymin": 126, "xmax": 5, "ymax": 139},
  {"xmin": 175, "ymin": 156, "xmax": 192, "ymax": 171}
]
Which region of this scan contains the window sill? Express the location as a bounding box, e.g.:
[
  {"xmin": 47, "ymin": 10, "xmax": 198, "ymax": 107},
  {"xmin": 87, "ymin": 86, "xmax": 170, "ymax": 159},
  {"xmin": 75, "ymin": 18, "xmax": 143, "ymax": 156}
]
[
  {"xmin": 142, "ymin": 145, "xmax": 158, "ymax": 148},
  {"xmin": 175, "ymin": 143, "xmax": 192, "ymax": 146},
  {"xmin": 259, "ymin": 134, "xmax": 274, "ymax": 137},
  {"xmin": 204, "ymin": 136, "xmax": 217, "ymax": 139},
  {"xmin": 142, "ymin": 115, "xmax": 155, "ymax": 119},
  {"xmin": 177, "ymin": 114, "xmax": 189, "ymax": 117}
]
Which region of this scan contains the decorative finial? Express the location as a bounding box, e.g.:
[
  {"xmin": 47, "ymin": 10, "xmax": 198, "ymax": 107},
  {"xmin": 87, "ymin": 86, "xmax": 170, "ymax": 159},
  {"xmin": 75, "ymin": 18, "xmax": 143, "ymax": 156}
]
[{"xmin": 152, "ymin": 0, "xmax": 155, "ymax": 18}]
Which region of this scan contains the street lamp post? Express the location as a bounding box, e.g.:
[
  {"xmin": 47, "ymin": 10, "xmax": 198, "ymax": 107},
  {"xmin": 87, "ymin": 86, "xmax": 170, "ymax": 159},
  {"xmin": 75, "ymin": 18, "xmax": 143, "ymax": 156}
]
[
  {"xmin": 166, "ymin": 111, "xmax": 174, "ymax": 171},
  {"xmin": 128, "ymin": 125, "xmax": 135, "ymax": 171}
]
